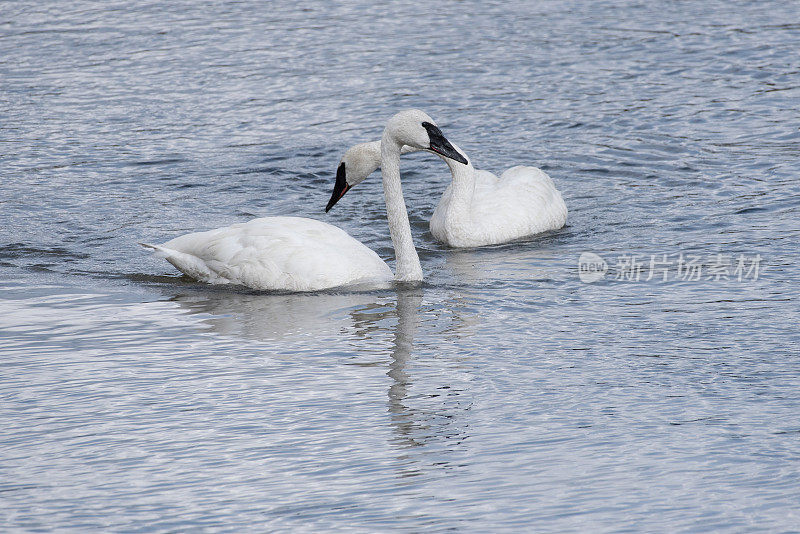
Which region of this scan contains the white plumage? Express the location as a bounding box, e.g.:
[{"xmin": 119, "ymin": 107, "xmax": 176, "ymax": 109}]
[{"xmin": 141, "ymin": 217, "xmax": 391, "ymax": 292}]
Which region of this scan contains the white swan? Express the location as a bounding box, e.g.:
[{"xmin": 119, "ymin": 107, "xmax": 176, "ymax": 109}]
[
  {"xmin": 325, "ymin": 139, "xmax": 567, "ymax": 248},
  {"xmin": 140, "ymin": 109, "xmax": 467, "ymax": 291}
]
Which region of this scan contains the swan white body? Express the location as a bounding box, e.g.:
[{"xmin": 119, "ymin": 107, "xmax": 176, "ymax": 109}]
[
  {"xmin": 430, "ymin": 155, "xmax": 567, "ymax": 248},
  {"xmin": 141, "ymin": 217, "xmax": 392, "ymax": 291},
  {"xmin": 328, "ymin": 141, "xmax": 567, "ymax": 248},
  {"xmin": 142, "ymin": 109, "xmax": 464, "ymax": 291}
]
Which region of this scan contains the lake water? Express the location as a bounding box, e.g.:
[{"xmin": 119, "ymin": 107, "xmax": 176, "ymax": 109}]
[{"xmin": 2, "ymin": 0, "xmax": 799, "ymax": 531}]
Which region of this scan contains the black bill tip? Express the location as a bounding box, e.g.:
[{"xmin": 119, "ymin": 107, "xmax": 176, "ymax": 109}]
[
  {"xmin": 422, "ymin": 121, "xmax": 468, "ymax": 165},
  {"xmin": 325, "ymin": 162, "xmax": 351, "ymax": 212}
]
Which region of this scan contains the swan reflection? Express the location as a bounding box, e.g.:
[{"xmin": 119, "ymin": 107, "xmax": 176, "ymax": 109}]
[
  {"xmin": 165, "ymin": 288, "xmax": 385, "ymax": 341},
  {"xmin": 444, "ymin": 243, "xmax": 564, "ymax": 285},
  {"xmin": 164, "ymin": 285, "xmax": 473, "ymax": 472}
]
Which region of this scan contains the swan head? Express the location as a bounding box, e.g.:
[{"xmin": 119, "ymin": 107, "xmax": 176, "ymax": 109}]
[
  {"xmin": 384, "ymin": 109, "xmax": 468, "ymax": 165},
  {"xmin": 325, "ymin": 142, "xmax": 381, "ymax": 212}
]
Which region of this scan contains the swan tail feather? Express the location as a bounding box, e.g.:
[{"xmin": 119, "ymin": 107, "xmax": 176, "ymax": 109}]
[
  {"xmin": 139, "ymin": 242, "xmax": 171, "ymax": 258},
  {"xmin": 140, "ymin": 241, "xmax": 221, "ymax": 282}
]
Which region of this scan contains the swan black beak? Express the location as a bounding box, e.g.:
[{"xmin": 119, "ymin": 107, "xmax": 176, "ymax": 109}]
[
  {"xmin": 422, "ymin": 122, "xmax": 468, "ymax": 165},
  {"xmin": 325, "ymin": 162, "xmax": 350, "ymax": 212}
]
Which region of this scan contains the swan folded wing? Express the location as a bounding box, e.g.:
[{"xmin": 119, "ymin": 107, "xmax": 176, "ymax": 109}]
[
  {"xmin": 473, "ymin": 169, "xmax": 501, "ymax": 189},
  {"xmin": 231, "ymin": 219, "xmax": 389, "ymax": 290},
  {"xmin": 472, "ymin": 166, "xmax": 567, "ymax": 239},
  {"xmin": 500, "ymin": 166, "xmax": 567, "ymax": 233}
]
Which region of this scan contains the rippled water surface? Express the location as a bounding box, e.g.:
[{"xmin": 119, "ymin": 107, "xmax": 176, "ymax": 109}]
[{"xmin": 2, "ymin": 1, "xmax": 800, "ymax": 531}]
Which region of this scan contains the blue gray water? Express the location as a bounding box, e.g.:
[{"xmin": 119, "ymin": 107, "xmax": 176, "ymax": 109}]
[{"xmin": 2, "ymin": 0, "xmax": 799, "ymax": 531}]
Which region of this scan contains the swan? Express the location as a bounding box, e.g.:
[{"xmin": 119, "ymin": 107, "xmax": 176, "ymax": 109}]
[
  {"xmin": 140, "ymin": 109, "xmax": 467, "ymax": 292},
  {"xmin": 325, "ymin": 139, "xmax": 567, "ymax": 248}
]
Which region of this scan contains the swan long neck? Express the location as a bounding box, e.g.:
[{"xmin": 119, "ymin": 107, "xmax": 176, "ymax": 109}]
[
  {"xmin": 442, "ymin": 144, "xmax": 476, "ymax": 225},
  {"xmin": 380, "ymin": 134, "xmax": 423, "ymax": 282}
]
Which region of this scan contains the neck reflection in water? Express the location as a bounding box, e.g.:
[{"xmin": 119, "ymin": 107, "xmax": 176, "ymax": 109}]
[
  {"xmin": 387, "ymin": 288, "xmax": 424, "ymax": 449},
  {"xmin": 360, "ymin": 287, "xmax": 474, "ymax": 477}
]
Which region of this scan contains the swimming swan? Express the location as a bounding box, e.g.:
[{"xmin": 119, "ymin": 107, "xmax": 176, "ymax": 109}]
[
  {"xmin": 325, "ymin": 140, "xmax": 567, "ymax": 248},
  {"xmin": 140, "ymin": 110, "xmax": 467, "ymax": 291}
]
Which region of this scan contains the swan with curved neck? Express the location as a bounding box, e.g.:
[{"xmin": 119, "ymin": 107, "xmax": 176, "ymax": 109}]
[
  {"xmin": 141, "ymin": 109, "xmax": 465, "ymax": 291},
  {"xmin": 326, "ymin": 137, "xmax": 567, "ymax": 248}
]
